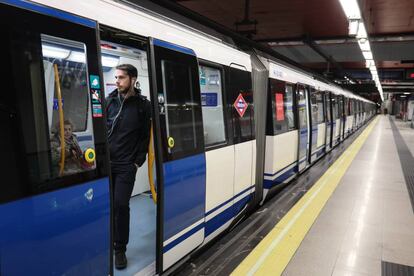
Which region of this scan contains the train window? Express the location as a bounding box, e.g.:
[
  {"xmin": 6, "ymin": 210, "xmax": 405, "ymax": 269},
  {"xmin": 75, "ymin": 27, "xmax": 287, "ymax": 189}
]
[
  {"xmin": 332, "ymin": 96, "xmax": 338, "ymax": 120},
  {"xmin": 285, "ymin": 84, "xmax": 296, "ymax": 129},
  {"xmin": 315, "ymin": 91, "xmax": 325, "ymax": 123},
  {"xmin": 339, "ymin": 96, "xmax": 344, "ymax": 117},
  {"xmin": 326, "ymin": 93, "xmax": 331, "ymax": 122},
  {"xmin": 41, "ymin": 35, "xmax": 96, "ymax": 178},
  {"xmin": 161, "ymin": 59, "xmax": 201, "ymax": 156},
  {"xmin": 297, "ymin": 86, "xmax": 307, "ymax": 129},
  {"xmin": 345, "ymin": 98, "xmax": 350, "ymax": 116},
  {"xmin": 226, "ymin": 67, "xmax": 254, "ymax": 144},
  {"xmin": 269, "ymin": 79, "xmax": 295, "ymax": 135},
  {"xmin": 0, "ymin": 22, "xmax": 103, "ymax": 203},
  {"xmin": 310, "ymin": 90, "xmax": 319, "ymax": 125},
  {"xmin": 199, "ymin": 65, "xmax": 226, "ymax": 147}
]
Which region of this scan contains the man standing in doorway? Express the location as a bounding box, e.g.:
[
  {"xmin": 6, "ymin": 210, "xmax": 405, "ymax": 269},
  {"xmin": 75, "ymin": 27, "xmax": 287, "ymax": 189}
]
[{"xmin": 106, "ymin": 64, "xmax": 151, "ymax": 269}]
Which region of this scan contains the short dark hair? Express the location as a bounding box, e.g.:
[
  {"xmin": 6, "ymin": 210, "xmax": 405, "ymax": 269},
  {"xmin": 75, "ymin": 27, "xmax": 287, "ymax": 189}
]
[{"xmin": 116, "ymin": 64, "xmax": 138, "ymax": 79}]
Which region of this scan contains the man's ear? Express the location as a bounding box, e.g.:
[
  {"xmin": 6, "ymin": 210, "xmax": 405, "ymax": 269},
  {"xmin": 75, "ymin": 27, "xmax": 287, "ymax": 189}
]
[{"xmin": 131, "ymin": 77, "xmax": 137, "ymax": 87}]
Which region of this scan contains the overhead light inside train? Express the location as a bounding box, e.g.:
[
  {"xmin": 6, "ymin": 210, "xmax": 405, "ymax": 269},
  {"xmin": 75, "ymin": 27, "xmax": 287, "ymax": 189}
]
[
  {"xmin": 68, "ymin": 51, "xmax": 86, "ymax": 63},
  {"xmin": 42, "ymin": 45, "xmax": 70, "ymax": 59},
  {"xmin": 101, "ymin": 55, "xmax": 119, "ymax": 67},
  {"xmin": 42, "ymin": 44, "xmax": 119, "ymax": 68}
]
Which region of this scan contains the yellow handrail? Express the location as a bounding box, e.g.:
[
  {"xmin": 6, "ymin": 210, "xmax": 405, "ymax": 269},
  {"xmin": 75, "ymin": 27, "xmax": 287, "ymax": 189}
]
[
  {"xmin": 54, "ymin": 64, "xmax": 65, "ymax": 176},
  {"xmin": 148, "ymin": 123, "xmax": 157, "ymax": 204}
]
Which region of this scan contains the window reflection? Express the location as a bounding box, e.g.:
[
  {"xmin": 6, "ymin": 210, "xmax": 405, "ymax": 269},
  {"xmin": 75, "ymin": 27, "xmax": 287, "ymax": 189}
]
[{"xmin": 41, "ymin": 34, "xmax": 96, "ymax": 177}]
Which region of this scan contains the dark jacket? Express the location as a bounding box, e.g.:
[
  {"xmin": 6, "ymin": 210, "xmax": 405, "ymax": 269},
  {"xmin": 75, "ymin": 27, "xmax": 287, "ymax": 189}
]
[{"xmin": 106, "ymin": 88, "xmax": 151, "ymax": 167}]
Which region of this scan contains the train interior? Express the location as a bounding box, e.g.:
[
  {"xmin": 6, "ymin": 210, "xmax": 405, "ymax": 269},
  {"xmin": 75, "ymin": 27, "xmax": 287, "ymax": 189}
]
[{"xmin": 101, "ymin": 40, "xmax": 157, "ymax": 275}]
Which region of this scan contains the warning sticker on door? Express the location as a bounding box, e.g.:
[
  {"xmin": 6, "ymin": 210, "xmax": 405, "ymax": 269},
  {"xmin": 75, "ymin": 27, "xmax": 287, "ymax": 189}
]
[
  {"xmin": 233, "ymin": 93, "xmax": 248, "ymax": 117},
  {"xmin": 92, "ymin": 104, "xmax": 103, "ymax": 118}
]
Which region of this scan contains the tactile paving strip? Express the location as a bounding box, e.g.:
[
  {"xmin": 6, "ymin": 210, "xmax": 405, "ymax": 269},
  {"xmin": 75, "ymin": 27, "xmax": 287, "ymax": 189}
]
[
  {"xmin": 382, "ymin": 261, "xmax": 414, "ymax": 276},
  {"xmin": 389, "ymin": 118, "xmax": 414, "ymax": 213}
]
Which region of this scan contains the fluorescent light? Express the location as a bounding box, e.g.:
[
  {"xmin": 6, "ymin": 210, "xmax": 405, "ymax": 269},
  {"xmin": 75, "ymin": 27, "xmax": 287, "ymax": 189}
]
[
  {"xmin": 339, "ymin": 0, "xmax": 361, "ymax": 19},
  {"xmin": 42, "ymin": 44, "xmax": 70, "ymax": 59},
  {"xmin": 400, "ymin": 95, "xmax": 407, "ymax": 97},
  {"xmin": 356, "ymin": 23, "xmax": 367, "ymax": 38},
  {"xmin": 358, "ymin": 39, "xmax": 371, "ymax": 51},
  {"xmin": 365, "ymin": 59, "xmax": 374, "ymax": 68},
  {"xmin": 101, "ymin": 55, "xmax": 119, "ymax": 67},
  {"xmin": 68, "ymin": 51, "xmax": 86, "ymax": 63},
  {"xmin": 362, "ymin": 51, "xmax": 373, "ymax": 60},
  {"xmin": 404, "ymin": 92, "xmax": 411, "ymax": 94},
  {"xmin": 349, "ymin": 19, "xmax": 359, "ymax": 36}
]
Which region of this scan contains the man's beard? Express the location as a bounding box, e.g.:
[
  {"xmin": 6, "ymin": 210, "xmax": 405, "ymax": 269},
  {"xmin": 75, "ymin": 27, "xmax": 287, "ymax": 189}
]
[{"xmin": 118, "ymin": 85, "xmax": 131, "ymax": 94}]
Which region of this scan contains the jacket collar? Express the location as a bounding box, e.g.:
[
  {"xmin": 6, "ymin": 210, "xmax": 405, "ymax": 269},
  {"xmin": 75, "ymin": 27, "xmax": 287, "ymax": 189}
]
[{"xmin": 108, "ymin": 88, "xmax": 143, "ymax": 99}]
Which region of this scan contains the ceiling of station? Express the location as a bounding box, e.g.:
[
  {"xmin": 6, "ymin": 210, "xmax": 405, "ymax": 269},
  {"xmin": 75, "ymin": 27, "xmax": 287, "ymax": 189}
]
[{"xmin": 173, "ymin": 0, "xmax": 414, "ymax": 102}]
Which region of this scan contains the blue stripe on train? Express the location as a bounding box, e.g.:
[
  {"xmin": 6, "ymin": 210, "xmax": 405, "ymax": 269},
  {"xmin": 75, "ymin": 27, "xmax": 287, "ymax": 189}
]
[
  {"xmin": 264, "ymin": 161, "xmax": 296, "ymax": 177},
  {"xmin": 163, "ymin": 187, "xmax": 254, "ymax": 253},
  {"xmin": 205, "ymin": 186, "xmax": 253, "ymax": 217},
  {"xmin": 0, "ymin": 177, "xmax": 110, "ymax": 275},
  {"xmin": 154, "ymin": 39, "xmax": 196, "ymax": 56},
  {"xmin": 1, "ymin": 0, "xmax": 96, "ymax": 28},
  {"xmin": 163, "ymin": 222, "xmax": 204, "ymax": 253},
  {"xmin": 204, "ymin": 193, "xmax": 252, "ymax": 237},
  {"xmin": 264, "ymin": 165, "xmax": 298, "ymax": 189}
]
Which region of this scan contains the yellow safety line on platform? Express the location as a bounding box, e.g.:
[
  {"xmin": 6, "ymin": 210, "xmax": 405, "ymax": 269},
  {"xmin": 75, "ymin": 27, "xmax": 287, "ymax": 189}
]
[{"xmin": 232, "ymin": 117, "xmax": 379, "ymax": 276}]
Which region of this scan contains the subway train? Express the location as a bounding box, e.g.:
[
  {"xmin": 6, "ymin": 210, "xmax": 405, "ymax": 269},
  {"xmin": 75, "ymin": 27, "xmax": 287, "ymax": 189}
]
[{"xmin": 0, "ymin": 0, "xmax": 376, "ymax": 275}]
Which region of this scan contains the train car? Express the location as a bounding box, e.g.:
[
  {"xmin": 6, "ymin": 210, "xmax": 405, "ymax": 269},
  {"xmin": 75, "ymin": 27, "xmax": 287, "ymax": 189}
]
[
  {"xmin": 0, "ymin": 1, "xmax": 377, "ymax": 275},
  {"xmin": 259, "ymin": 56, "xmax": 373, "ymax": 200},
  {"xmin": 0, "ymin": 0, "xmax": 256, "ymax": 274}
]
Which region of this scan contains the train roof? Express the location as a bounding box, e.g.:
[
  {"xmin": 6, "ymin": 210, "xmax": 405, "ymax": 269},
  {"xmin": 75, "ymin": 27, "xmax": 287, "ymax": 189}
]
[
  {"xmin": 263, "ymin": 57, "xmax": 374, "ymax": 104},
  {"xmin": 30, "ymin": 0, "xmax": 373, "ymax": 104},
  {"xmin": 32, "ymin": 0, "xmax": 252, "ymax": 71}
]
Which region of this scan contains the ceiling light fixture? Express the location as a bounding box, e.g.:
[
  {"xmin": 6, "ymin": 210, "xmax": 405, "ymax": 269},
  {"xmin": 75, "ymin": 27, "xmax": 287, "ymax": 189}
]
[
  {"xmin": 339, "ymin": 0, "xmax": 361, "ymax": 19},
  {"xmin": 338, "ymin": 0, "xmax": 383, "ymax": 101}
]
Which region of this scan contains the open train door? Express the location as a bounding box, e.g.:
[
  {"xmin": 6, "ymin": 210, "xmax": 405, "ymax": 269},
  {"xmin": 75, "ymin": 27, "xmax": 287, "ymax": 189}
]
[{"xmin": 148, "ymin": 38, "xmax": 207, "ymax": 273}]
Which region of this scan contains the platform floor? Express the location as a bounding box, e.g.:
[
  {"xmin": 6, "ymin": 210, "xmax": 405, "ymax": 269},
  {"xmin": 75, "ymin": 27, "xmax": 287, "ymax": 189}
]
[
  {"xmin": 280, "ymin": 116, "xmax": 414, "ymax": 275},
  {"xmin": 115, "ymin": 194, "xmax": 156, "ymax": 276},
  {"xmin": 230, "ymin": 115, "xmax": 414, "ymax": 276}
]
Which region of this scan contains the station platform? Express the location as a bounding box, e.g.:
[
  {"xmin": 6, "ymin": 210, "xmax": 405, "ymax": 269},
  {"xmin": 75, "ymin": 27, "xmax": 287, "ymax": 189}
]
[{"xmin": 175, "ymin": 116, "xmax": 414, "ymax": 276}]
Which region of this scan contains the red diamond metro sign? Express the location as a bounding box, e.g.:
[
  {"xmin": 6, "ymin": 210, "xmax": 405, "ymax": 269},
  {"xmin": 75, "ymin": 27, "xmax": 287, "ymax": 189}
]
[{"xmin": 233, "ymin": 93, "xmax": 248, "ymax": 117}]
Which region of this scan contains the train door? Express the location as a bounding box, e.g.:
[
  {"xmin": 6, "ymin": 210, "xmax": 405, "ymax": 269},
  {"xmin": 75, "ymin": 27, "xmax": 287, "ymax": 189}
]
[
  {"xmin": 310, "ymin": 90, "xmax": 325, "ymax": 162},
  {"xmin": 339, "ymin": 95, "xmax": 345, "ymax": 140},
  {"xmin": 325, "ymin": 92, "xmax": 333, "ymax": 151},
  {"xmin": 332, "ymin": 95, "xmax": 340, "ymax": 146},
  {"xmin": 296, "ymin": 85, "xmax": 309, "ymax": 172},
  {"xmin": 0, "ymin": 2, "xmax": 111, "ymax": 275},
  {"xmin": 99, "ymin": 26, "xmax": 157, "ymax": 275},
  {"xmin": 344, "ymin": 97, "xmax": 350, "ymax": 137},
  {"xmin": 148, "ymin": 38, "xmax": 206, "ymax": 272}
]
